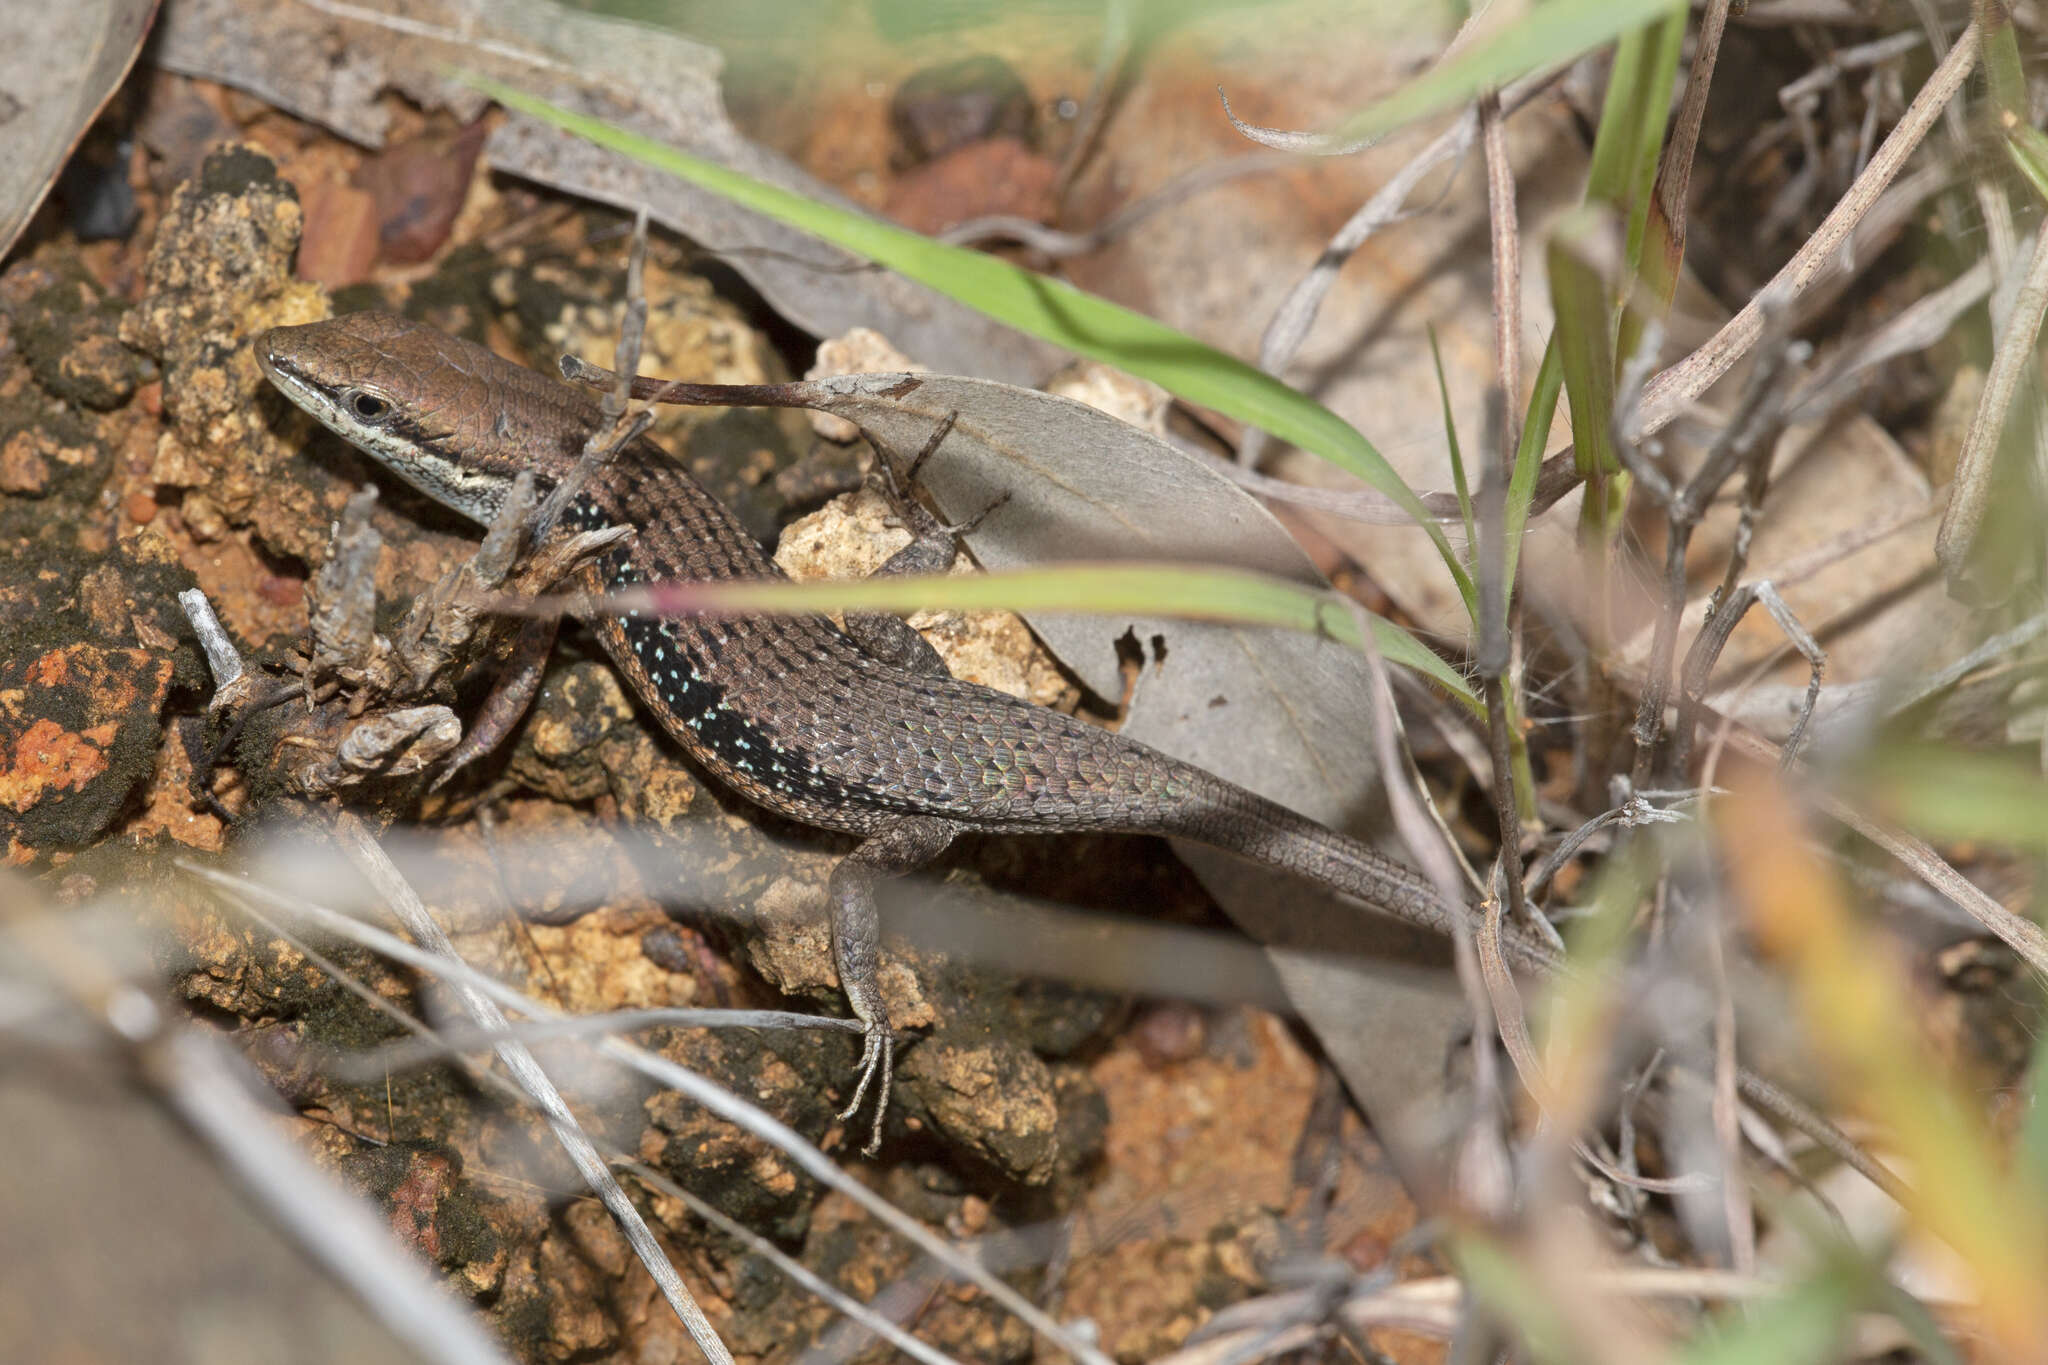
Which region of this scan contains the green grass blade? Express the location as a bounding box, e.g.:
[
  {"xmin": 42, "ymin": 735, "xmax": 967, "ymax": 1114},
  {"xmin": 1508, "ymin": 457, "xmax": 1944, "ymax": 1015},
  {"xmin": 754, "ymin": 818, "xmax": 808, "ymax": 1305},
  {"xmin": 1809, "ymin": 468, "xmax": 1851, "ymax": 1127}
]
[
  {"xmin": 1679, "ymin": 1268, "xmax": 1857, "ymax": 1365},
  {"xmin": 2008, "ymin": 123, "xmax": 2048, "ymax": 206},
  {"xmin": 1428, "ymin": 326, "xmax": 1476, "ymax": 554},
  {"xmin": 1329, "ymin": 0, "xmax": 1684, "ymax": 148},
  {"xmin": 1548, "ymin": 208, "xmax": 1621, "ymax": 485},
  {"xmin": 1451, "ymin": 1236, "xmax": 1576, "ymax": 1364},
  {"xmin": 1502, "ymin": 337, "xmax": 1564, "ymax": 596},
  {"xmin": 2022, "ymin": 1024, "xmax": 2048, "ymax": 1214},
  {"xmin": 598, "ymin": 560, "xmax": 1480, "ymax": 712},
  {"xmin": 1864, "ymin": 745, "xmax": 2048, "ymax": 853},
  {"xmin": 1585, "ymin": 6, "xmax": 1686, "ymax": 278},
  {"xmin": 467, "ymin": 73, "xmax": 1477, "ymax": 618},
  {"xmin": 1979, "ymin": 0, "xmax": 2029, "ymax": 126}
]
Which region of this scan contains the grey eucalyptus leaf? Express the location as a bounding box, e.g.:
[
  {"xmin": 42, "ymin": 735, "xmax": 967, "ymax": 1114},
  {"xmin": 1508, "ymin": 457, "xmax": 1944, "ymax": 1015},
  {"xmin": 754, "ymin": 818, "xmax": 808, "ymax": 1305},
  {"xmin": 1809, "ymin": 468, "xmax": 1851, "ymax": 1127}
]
[{"xmin": 0, "ymin": 0, "xmax": 158, "ymax": 263}]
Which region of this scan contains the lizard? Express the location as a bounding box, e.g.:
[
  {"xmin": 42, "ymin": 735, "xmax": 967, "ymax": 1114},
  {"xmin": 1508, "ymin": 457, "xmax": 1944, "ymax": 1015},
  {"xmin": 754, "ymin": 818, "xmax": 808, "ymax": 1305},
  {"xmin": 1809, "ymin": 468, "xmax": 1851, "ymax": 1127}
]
[{"xmin": 258, "ymin": 311, "xmax": 1885, "ymax": 1189}]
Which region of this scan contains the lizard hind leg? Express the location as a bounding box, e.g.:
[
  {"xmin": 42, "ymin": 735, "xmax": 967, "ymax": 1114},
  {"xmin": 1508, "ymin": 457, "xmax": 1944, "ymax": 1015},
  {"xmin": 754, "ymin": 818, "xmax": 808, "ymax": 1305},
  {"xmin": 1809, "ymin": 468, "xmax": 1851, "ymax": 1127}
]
[{"xmin": 828, "ymin": 814, "xmax": 960, "ymax": 1154}]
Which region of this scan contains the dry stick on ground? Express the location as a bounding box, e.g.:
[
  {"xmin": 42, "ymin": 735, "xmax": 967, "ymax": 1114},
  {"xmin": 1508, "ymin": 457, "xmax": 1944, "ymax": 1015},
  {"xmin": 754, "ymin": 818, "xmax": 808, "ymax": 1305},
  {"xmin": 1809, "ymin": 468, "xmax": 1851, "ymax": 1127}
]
[
  {"xmin": 1639, "ymin": 20, "xmax": 1980, "ymax": 433},
  {"xmin": 1649, "ymin": 0, "xmax": 1736, "ymax": 283},
  {"xmin": 157, "ymin": 1033, "xmax": 517, "ymax": 1365},
  {"xmin": 1679, "ymin": 582, "xmax": 1829, "ymax": 775},
  {"xmin": 619, "ymin": 1156, "xmax": 969, "ymax": 1365},
  {"xmin": 327, "ymin": 813, "xmax": 736, "ymax": 1365},
  {"xmin": 4, "ymin": 897, "xmax": 514, "ymax": 1365},
  {"xmin": 1669, "ymin": 324, "xmax": 1825, "ymax": 782},
  {"xmin": 1789, "ymin": 253, "xmax": 1992, "ymax": 420},
  {"xmin": 1705, "ymin": 886, "xmax": 1755, "ymax": 1274},
  {"xmin": 1904, "ymin": 0, "xmax": 2048, "ymax": 611},
  {"xmin": 1613, "ymin": 684, "xmax": 2048, "ymax": 982},
  {"xmin": 1619, "ymin": 303, "xmax": 1806, "ymax": 791},
  {"xmin": 178, "ymin": 864, "xmax": 1120, "ymax": 1365},
  {"xmin": 1363, "ymin": 610, "xmax": 1698, "ymax": 1204},
  {"xmin": 1160, "ymin": 1262, "xmax": 1967, "ymax": 1365}
]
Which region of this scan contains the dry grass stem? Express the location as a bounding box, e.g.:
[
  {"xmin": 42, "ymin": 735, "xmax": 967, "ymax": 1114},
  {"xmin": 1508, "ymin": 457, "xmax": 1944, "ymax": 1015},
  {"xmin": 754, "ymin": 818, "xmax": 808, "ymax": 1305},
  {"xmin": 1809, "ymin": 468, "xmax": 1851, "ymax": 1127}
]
[
  {"xmin": 327, "ymin": 813, "xmax": 736, "ymax": 1365},
  {"xmin": 1639, "ymin": 20, "xmax": 1980, "ymax": 434}
]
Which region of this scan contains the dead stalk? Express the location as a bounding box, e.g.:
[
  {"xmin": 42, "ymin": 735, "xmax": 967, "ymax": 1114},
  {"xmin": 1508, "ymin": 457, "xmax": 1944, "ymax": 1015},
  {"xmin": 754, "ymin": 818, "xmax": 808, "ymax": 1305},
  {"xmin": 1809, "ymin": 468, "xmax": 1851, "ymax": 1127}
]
[
  {"xmin": 1651, "ymin": 0, "xmax": 1734, "ymax": 277},
  {"xmin": 328, "ymin": 813, "xmax": 736, "ymax": 1365},
  {"xmin": 1477, "ymin": 86, "xmax": 1532, "ymax": 931},
  {"xmin": 1934, "ymin": 223, "xmax": 2048, "ymax": 592},
  {"xmin": 1638, "ymin": 21, "xmax": 1980, "ymax": 434},
  {"xmin": 1353, "ymin": 605, "xmax": 1512, "ymax": 1218}
]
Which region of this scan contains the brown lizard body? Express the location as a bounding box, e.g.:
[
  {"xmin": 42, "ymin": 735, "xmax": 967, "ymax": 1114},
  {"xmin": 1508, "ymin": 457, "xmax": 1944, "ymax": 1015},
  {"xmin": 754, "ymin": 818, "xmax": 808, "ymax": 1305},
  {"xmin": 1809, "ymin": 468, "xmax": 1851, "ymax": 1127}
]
[{"xmin": 256, "ymin": 311, "xmax": 1556, "ymax": 1148}]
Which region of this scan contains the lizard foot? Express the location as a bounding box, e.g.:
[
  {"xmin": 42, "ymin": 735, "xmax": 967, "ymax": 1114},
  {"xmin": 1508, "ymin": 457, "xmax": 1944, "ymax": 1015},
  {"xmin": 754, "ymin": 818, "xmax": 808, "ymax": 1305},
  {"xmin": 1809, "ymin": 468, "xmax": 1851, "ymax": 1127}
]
[{"xmin": 836, "ymin": 1018, "xmax": 895, "ymax": 1157}]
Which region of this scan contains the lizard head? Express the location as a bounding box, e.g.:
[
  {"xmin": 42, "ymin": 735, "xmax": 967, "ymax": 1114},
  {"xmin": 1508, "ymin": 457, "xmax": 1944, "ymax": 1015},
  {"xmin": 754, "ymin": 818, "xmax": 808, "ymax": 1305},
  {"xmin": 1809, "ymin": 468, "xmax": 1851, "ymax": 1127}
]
[{"xmin": 258, "ymin": 310, "xmax": 595, "ymax": 525}]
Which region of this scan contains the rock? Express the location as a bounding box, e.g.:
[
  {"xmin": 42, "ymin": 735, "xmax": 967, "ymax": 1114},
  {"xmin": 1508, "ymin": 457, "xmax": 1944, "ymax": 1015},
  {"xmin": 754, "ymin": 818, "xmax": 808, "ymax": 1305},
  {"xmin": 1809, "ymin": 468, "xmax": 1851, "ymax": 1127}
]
[
  {"xmin": 891, "ymin": 55, "xmax": 1035, "ymax": 167},
  {"xmin": 884, "ymin": 137, "xmax": 1060, "ymax": 238},
  {"xmin": 0, "ymin": 644, "xmax": 173, "ymax": 862},
  {"xmin": 896, "ymin": 1035, "xmax": 1061, "ymax": 1185},
  {"xmin": 775, "ymin": 483, "xmax": 1075, "ymax": 708},
  {"xmin": 119, "ymin": 144, "xmax": 336, "ymax": 562}
]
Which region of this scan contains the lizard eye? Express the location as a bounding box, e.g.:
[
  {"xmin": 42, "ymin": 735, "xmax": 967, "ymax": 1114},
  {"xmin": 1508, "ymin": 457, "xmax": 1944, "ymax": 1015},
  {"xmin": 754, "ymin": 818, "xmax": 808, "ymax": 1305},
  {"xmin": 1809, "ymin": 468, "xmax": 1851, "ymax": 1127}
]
[{"xmin": 347, "ymin": 390, "xmax": 393, "ymax": 422}]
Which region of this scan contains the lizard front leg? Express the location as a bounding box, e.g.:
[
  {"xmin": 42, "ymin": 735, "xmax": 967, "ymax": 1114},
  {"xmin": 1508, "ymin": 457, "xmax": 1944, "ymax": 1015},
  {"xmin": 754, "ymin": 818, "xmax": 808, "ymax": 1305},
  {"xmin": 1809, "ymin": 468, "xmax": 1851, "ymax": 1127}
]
[
  {"xmin": 829, "ymin": 813, "xmax": 959, "ymax": 1154},
  {"xmin": 843, "ymin": 414, "xmax": 1008, "ymax": 676},
  {"xmin": 431, "ymin": 613, "xmax": 560, "ymax": 790}
]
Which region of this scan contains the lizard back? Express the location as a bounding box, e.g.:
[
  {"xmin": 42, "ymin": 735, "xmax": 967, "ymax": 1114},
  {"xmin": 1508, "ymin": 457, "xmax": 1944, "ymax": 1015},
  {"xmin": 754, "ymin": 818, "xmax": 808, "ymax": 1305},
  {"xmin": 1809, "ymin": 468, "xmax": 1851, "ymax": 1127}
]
[{"xmin": 262, "ymin": 312, "xmax": 1225, "ymax": 835}]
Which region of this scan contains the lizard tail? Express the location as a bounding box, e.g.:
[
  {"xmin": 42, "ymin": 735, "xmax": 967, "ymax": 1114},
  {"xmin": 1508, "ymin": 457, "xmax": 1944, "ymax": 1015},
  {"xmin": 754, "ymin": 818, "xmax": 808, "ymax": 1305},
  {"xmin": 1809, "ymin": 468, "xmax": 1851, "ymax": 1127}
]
[
  {"xmin": 1160, "ymin": 771, "xmax": 1464, "ymax": 937},
  {"xmin": 1158, "ymin": 769, "xmax": 1561, "ymax": 973}
]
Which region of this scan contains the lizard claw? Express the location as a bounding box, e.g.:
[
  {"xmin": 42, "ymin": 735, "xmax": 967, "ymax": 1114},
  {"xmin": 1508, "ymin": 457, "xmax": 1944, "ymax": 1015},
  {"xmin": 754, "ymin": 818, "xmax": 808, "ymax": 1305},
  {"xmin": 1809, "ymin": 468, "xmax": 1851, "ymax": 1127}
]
[
  {"xmin": 866, "ymin": 410, "xmax": 1009, "ymax": 543},
  {"xmin": 836, "ymin": 1018, "xmax": 895, "ymax": 1156},
  {"xmin": 936, "ymin": 488, "xmax": 1010, "ymax": 538}
]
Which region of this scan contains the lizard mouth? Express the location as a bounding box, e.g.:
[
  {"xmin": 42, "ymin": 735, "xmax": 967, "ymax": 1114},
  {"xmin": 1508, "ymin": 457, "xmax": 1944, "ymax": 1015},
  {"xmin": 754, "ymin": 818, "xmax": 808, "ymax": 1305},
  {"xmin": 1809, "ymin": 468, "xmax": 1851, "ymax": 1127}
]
[{"xmin": 254, "ymin": 332, "xmax": 302, "ymax": 394}]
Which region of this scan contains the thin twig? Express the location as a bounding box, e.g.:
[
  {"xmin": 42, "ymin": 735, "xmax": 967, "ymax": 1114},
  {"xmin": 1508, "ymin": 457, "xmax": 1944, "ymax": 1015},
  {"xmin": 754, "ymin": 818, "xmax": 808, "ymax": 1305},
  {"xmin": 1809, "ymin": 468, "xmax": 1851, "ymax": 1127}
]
[
  {"xmin": 1183, "ymin": 24, "xmax": 1969, "ymax": 533},
  {"xmin": 1237, "ymin": 68, "xmax": 1562, "ymax": 467},
  {"xmin": 1481, "ymin": 93, "xmax": 1522, "ymax": 464},
  {"xmin": 1935, "ymin": 216, "xmax": 2048, "ymax": 595},
  {"xmin": 941, "ymin": 151, "xmax": 1292, "ymax": 255},
  {"xmin": 1698, "ymin": 717, "xmax": 2048, "ymax": 984},
  {"xmin": 328, "ymin": 814, "xmax": 735, "ymax": 1365},
  {"xmin": 7, "ymin": 898, "xmax": 514, "ymax": 1365},
  {"xmin": 1051, "ymin": 0, "xmax": 1134, "ymax": 202},
  {"xmin": 1788, "ymin": 254, "xmax": 1992, "ymax": 420},
  {"xmin": 1351, "ymin": 603, "xmax": 1510, "ymax": 1217},
  {"xmin": 177, "ymin": 862, "xmax": 1120, "ymax": 1365},
  {"xmin": 159, "ymin": 1033, "xmax": 517, "ymax": 1365},
  {"xmin": 178, "ymin": 588, "xmax": 245, "ymax": 692},
  {"xmin": 1680, "ymin": 582, "xmax": 1827, "ymax": 771},
  {"xmin": 1706, "ymin": 916, "xmax": 1755, "ymax": 1273},
  {"xmin": 535, "ymin": 209, "xmax": 655, "ymax": 540},
  {"xmin": 618, "ymin": 1156, "xmax": 971, "ymax": 1365},
  {"xmin": 214, "ymin": 892, "xmax": 965, "ymax": 1365},
  {"xmin": 1650, "ymin": 0, "xmax": 1735, "ymax": 279},
  {"xmin": 1626, "ymin": 310, "xmax": 1805, "ymax": 787},
  {"xmin": 1638, "ymin": 21, "xmax": 1980, "ymax": 434},
  {"xmin": 326, "ymin": 1008, "xmax": 863, "ymax": 1082},
  {"xmin": 1476, "ymin": 86, "xmax": 1532, "ymax": 933}
]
